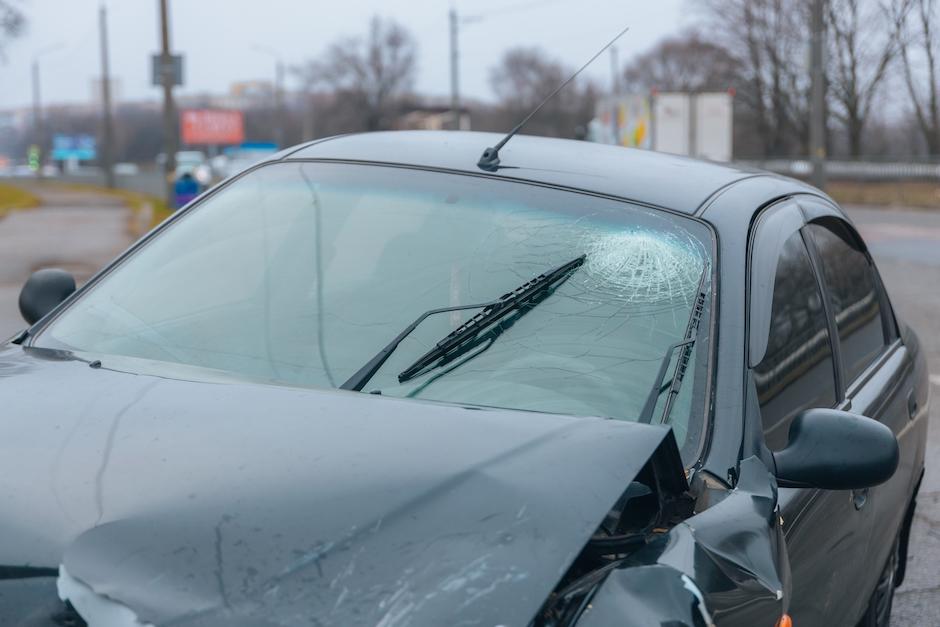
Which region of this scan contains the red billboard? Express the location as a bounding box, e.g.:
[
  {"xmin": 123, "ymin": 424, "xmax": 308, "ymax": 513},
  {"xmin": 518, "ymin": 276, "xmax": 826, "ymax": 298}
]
[{"xmin": 180, "ymin": 109, "xmax": 245, "ymax": 145}]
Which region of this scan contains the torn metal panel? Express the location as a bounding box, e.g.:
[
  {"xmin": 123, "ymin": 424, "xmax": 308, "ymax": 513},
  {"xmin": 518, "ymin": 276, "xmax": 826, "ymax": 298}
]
[
  {"xmin": 579, "ymin": 456, "xmax": 790, "ymax": 626},
  {"xmin": 575, "ymin": 564, "xmax": 714, "ymax": 627}
]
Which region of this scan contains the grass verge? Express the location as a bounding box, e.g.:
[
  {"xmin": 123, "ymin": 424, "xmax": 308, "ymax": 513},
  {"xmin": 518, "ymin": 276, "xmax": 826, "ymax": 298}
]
[
  {"xmin": 0, "ymin": 183, "xmax": 41, "ymax": 219},
  {"xmin": 827, "ymin": 181, "xmax": 940, "ymax": 210},
  {"xmin": 43, "ymin": 181, "xmax": 173, "ymax": 235}
]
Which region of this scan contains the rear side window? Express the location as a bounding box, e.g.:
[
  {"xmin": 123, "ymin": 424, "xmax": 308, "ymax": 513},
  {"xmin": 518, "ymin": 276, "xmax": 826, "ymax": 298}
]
[
  {"xmin": 807, "ymin": 222, "xmax": 887, "ymax": 384},
  {"xmin": 755, "ymin": 231, "xmax": 837, "ymax": 450}
]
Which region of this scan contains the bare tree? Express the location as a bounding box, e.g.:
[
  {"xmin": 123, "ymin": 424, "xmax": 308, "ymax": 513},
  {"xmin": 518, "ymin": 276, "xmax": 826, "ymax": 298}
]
[
  {"xmin": 890, "ymin": 0, "xmax": 940, "ymax": 155},
  {"xmin": 826, "ymin": 0, "xmax": 901, "ymax": 156},
  {"xmin": 0, "ymin": 0, "xmax": 25, "ymax": 58},
  {"xmin": 488, "ymin": 47, "xmax": 596, "ymax": 138},
  {"xmin": 296, "ymin": 16, "xmax": 417, "ymax": 132},
  {"xmin": 700, "ymin": 0, "xmax": 812, "ymax": 157},
  {"xmin": 621, "ymin": 30, "xmax": 741, "ymax": 93}
]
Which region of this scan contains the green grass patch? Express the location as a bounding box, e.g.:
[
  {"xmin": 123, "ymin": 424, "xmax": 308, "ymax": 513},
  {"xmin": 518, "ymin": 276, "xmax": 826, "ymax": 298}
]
[{"xmin": 0, "ymin": 183, "xmax": 40, "ymax": 219}]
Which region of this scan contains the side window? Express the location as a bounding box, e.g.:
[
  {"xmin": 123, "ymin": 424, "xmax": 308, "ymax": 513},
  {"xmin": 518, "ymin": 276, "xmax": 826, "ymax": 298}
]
[
  {"xmin": 806, "ymin": 221, "xmax": 888, "ymax": 384},
  {"xmin": 755, "ymin": 231, "xmax": 837, "ymax": 451}
]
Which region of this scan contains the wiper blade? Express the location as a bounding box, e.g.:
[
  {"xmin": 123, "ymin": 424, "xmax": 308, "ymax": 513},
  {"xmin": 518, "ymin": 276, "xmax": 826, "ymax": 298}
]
[{"xmin": 397, "ymin": 255, "xmax": 586, "ymax": 383}]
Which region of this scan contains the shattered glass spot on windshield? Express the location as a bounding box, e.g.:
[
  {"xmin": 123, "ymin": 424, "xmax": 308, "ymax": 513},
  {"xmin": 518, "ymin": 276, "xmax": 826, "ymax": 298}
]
[{"xmin": 582, "ymin": 228, "xmax": 706, "ymax": 311}]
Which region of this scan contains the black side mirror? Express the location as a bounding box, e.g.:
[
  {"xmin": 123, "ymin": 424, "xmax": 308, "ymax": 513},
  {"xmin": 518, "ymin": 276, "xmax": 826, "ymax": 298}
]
[
  {"xmin": 18, "ymin": 269, "xmax": 76, "ymax": 325},
  {"xmin": 773, "ymin": 408, "xmax": 899, "ymax": 490}
]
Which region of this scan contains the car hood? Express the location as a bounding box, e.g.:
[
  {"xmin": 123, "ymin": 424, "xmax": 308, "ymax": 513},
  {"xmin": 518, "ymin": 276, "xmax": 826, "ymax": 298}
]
[{"xmin": 0, "ymin": 345, "xmax": 684, "ymax": 626}]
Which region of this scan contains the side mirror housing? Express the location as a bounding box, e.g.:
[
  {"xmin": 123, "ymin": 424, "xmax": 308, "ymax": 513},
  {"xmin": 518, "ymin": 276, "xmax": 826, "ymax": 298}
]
[
  {"xmin": 773, "ymin": 408, "xmax": 899, "ymax": 490},
  {"xmin": 18, "ymin": 269, "xmax": 76, "ymax": 325}
]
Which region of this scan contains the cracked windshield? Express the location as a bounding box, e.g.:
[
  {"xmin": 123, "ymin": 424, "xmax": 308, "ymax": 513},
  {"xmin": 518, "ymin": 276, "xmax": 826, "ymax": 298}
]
[{"xmin": 35, "ymin": 161, "xmax": 712, "ymax": 451}]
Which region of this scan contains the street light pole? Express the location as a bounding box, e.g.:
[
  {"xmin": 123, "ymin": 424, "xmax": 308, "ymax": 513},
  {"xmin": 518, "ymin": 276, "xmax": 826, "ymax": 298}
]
[
  {"xmin": 31, "ymin": 57, "xmax": 41, "ymax": 178},
  {"xmin": 99, "ymin": 3, "xmax": 115, "ymax": 188},
  {"xmin": 158, "ymin": 0, "xmax": 177, "ymax": 207},
  {"xmin": 31, "ymin": 45, "xmax": 62, "ymax": 179},
  {"xmin": 252, "ymin": 45, "xmax": 285, "ymax": 147},
  {"xmin": 275, "ymin": 58, "xmax": 285, "ymax": 148},
  {"xmin": 449, "ymin": 7, "xmax": 459, "ymax": 130},
  {"xmin": 810, "ymin": 0, "xmax": 827, "ymax": 190}
]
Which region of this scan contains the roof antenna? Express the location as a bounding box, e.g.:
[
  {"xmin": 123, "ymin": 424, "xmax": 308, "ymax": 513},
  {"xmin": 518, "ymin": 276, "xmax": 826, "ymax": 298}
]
[{"xmin": 477, "ymin": 24, "xmax": 630, "ymax": 172}]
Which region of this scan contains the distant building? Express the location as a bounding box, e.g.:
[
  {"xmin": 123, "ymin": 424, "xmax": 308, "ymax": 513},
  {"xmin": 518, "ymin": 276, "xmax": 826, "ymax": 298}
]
[{"xmin": 397, "ymin": 106, "xmax": 471, "ymax": 131}]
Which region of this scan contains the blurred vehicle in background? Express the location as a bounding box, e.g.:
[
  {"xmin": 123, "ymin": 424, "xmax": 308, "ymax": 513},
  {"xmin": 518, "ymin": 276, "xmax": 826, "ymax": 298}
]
[
  {"xmin": 173, "ymin": 150, "xmax": 212, "ymax": 187},
  {"xmin": 40, "ymin": 164, "xmax": 59, "ymax": 178},
  {"xmin": 219, "ymin": 143, "xmax": 279, "ymax": 179},
  {"xmin": 113, "ymin": 162, "xmax": 140, "ymax": 176}
]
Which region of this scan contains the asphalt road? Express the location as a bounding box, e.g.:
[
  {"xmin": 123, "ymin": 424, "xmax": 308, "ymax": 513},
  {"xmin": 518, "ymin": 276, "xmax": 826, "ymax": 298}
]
[
  {"xmin": 848, "ymin": 206, "xmax": 940, "ymax": 626},
  {"xmin": 0, "ymin": 189, "xmax": 936, "ymax": 623},
  {"xmin": 0, "ymin": 184, "xmax": 133, "ymax": 340}
]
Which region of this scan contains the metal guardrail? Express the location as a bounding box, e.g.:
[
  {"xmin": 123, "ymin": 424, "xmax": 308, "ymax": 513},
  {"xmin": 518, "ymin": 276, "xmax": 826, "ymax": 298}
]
[
  {"xmin": 738, "ymin": 159, "xmax": 940, "ymax": 181},
  {"xmin": 7, "ymin": 157, "xmax": 940, "ymax": 196}
]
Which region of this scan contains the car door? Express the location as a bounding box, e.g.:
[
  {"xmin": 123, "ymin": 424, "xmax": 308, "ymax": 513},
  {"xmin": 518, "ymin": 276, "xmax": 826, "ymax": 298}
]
[
  {"xmin": 747, "ymin": 199, "xmax": 874, "ymax": 625},
  {"xmin": 798, "ymin": 199, "xmax": 915, "ymax": 606}
]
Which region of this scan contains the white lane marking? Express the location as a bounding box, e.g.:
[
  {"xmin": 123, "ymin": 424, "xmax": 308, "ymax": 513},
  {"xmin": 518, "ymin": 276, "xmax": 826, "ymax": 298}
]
[{"xmin": 929, "ymin": 374, "xmax": 940, "ymax": 387}]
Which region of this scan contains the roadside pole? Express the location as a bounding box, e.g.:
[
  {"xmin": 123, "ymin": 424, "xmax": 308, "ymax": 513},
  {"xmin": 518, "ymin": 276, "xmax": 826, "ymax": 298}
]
[
  {"xmin": 449, "ymin": 8, "xmax": 460, "ymax": 130},
  {"xmin": 99, "ymin": 3, "xmax": 115, "ymax": 189},
  {"xmin": 810, "ymin": 0, "xmax": 827, "ymax": 190},
  {"xmin": 159, "ymin": 0, "xmax": 177, "ymax": 208},
  {"xmin": 31, "ymin": 57, "xmax": 42, "ymax": 180}
]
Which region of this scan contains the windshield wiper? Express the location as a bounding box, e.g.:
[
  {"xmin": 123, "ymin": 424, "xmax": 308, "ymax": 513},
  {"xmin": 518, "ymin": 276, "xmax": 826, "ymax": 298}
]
[
  {"xmin": 637, "ymin": 267, "xmax": 708, "ymax": 424},
  {"xmin": 340, "ymin": 255, "xmax": 585, "ymax": 393},
  {"xmin": 339, "ymin": 301, "xmax": 498, "ymax": 392},
  {"xmin": 397, "ymin": 255, "xmax": 585, "ymax": 383}
]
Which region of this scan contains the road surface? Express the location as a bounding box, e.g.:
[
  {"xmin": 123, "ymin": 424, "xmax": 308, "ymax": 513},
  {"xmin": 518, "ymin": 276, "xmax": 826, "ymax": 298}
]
[
  {"xmin": 0, "ymin": 183, "xmax": 133, "ymax": 340},
  {"xmin": 0, "ymin": 187, "xmax": 936, "ymax": 622},
  {"xmin": 848, "ymin": 206, "xmax": 940, "ymax": 626}
]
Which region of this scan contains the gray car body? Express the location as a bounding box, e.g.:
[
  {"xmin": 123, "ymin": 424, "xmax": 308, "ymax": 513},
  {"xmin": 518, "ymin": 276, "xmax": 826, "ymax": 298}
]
[{"xmin": 0, "ymin": 131, "xmax": 928, "ymax": 626}]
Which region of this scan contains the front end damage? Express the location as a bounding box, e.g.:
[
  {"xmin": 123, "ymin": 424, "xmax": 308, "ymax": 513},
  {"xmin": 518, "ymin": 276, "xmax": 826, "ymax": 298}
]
[
  {"xmin": 27, "ymin": 442, "xmax": 790, "ymax": 627},
  {"xmin": 0, "ymin": 344, "xmax": 790, "ymax": 627},
  {"xmin": 533, "ymin": 455, "xmax": 790, "ymax": 627}
]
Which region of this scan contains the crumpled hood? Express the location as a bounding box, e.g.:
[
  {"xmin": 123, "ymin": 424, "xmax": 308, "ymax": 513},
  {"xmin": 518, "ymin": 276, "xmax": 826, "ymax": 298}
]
[{"xmin": 0, "ymin": 346, "xmax": 679, "ymax": 626}]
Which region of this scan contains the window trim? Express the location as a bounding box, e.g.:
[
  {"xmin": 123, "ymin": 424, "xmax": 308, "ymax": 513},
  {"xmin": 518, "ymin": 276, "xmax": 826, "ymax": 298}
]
[
  {"xmin": 747, "ymin": 199, "xmax": 842, "ymax": 450},
  {"xmin": 802, "ymin": 226, "xmax": 846, "ymax": 400},
  {"xmin": 803, "ymin": 216, "xmax": 893, "ymax": 392},
  {"xmin": 747, "ymin": 200, "xmax": 807, "ymax": 368}
]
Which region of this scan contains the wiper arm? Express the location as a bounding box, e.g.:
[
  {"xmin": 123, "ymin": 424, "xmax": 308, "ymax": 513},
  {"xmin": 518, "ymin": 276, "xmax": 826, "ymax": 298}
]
[
  {"xmin": 339, "ymin": 301, "xmax": 497, "ymax": 392},
  {"xmin": 397, "ymin": 255, "xmax": 586, "ymax": 383},
  {"xmin": 638, "ymin": 267, "xmax": 709, "ymax": 424}
]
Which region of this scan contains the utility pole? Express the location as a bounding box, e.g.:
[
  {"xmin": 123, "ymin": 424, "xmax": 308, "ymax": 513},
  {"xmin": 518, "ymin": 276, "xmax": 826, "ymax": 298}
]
[
  {"xmin": 610, "ymin": 46, "xmax": 620, "ymax": 95},
  {"xmin": 610, "ymin": 46, "xmax": 620, "ymax": 145},
  {"xmin": 449, "ymin": 7, "xmax": 460, "ymax": 130},
  {"xmin": 31, "ymin": 57, "xmax": 42, "ymax": 178},
  {"xmin": 275, "ymin": 58, "xmax": 285, "ymax": 148},
  {"xmin": 810, "ymin": 0, "xmax": 827, "ymax": 189},
  {"xmin": 253, "ymin": 45, "xmax": 285, "ymax": 147},
  {"xmin": 99, "ymin": 3, "xmax": 115, "ymax": 188},
  {"xmin": 30, "ymin": 45, "xmax": 64, "ymax": 179},
  {"xmin": 158, "ymin": 0, "xmax": 177, "ymax": 207},
  {"xmin": 302, "ymin": 91, "xmax": 315, "ymax": 141}
]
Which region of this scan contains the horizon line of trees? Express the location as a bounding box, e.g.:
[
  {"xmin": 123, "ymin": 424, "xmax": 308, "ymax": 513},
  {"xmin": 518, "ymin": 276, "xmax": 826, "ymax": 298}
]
[{"xmin": 1, "ymin": 2, "xmax": 938, "ymax": 162}]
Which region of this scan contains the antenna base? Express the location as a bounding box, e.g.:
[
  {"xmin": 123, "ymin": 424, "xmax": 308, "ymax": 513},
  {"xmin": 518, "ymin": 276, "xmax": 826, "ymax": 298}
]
[{"xmin": 477, "ymin": 147, "xmax": 500, "ymax": 172}]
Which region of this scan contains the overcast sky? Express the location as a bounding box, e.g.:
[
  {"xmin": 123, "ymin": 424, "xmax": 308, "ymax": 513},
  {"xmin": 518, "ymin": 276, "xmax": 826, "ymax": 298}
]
[{"xmin": 0, "ymin": 0, "xmax": 689, "ymax": 110}]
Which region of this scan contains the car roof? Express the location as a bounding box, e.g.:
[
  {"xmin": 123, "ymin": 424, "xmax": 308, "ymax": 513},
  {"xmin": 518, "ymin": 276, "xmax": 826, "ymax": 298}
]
[{"xmin": 281, "ymin": 130, "xmax": 770, "ymax": 214}]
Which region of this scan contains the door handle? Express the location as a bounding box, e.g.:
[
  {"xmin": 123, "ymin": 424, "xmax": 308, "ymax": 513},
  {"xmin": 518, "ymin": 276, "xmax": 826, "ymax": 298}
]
[
  {"xmin": 852, "ymin": 488, "xmax": 869, "ymax": 510},
  {"xmin": 907, "ymin": 389, "xmax": 918, "ymax": 420}
]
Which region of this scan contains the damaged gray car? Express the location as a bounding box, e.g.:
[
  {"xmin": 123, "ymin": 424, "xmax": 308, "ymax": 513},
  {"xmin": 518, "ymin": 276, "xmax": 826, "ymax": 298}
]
[{"xmin": 0, "ymin": 131, "xmax": 927, "ymax": 627}]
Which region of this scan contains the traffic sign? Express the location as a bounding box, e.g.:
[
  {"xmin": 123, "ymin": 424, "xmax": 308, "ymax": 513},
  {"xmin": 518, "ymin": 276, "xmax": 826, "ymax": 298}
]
[{"xmin": 151, "ymin": 54, "xmax": 183, "ymax": 87}]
